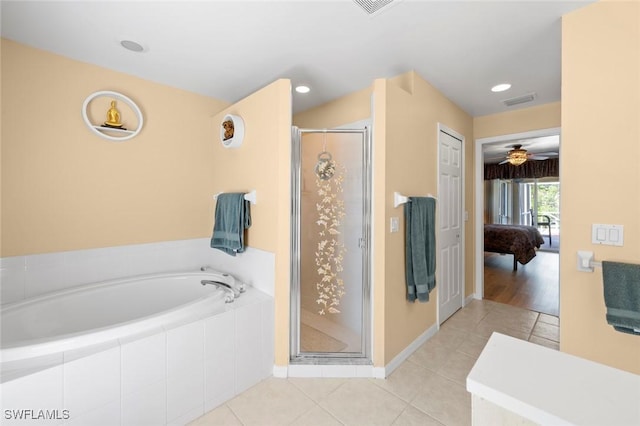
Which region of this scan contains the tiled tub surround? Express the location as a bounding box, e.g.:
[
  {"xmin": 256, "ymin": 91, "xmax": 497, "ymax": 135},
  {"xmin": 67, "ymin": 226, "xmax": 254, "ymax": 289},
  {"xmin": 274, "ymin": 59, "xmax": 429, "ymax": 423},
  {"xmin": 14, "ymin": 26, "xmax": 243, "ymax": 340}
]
[
  {"xmin": 0, "ymin": 238, "xmax": 276, "ymax": 305},
  {"xmin": 1, "ymin": 281, "xmax": 274, "ymax": 426},
  {"xmin": 0, "ymin": 241, "xmax": 275, "ymax": 425}
]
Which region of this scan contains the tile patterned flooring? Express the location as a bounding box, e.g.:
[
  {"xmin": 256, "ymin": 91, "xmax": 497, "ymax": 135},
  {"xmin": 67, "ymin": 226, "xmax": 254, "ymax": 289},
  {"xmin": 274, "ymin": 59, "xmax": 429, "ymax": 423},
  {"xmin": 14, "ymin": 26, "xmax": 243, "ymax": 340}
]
[{"xmin": 190, "ymin": 300, "xmax": 560, "ymax": 426}]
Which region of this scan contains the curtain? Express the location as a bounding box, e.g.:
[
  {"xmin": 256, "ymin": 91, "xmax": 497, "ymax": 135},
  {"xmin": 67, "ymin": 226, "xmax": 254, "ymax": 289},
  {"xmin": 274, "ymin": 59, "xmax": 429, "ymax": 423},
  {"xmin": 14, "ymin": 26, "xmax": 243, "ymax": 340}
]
[{"xmin": 484, "ymin": 158, "xmax": 559, "ymax": 180}]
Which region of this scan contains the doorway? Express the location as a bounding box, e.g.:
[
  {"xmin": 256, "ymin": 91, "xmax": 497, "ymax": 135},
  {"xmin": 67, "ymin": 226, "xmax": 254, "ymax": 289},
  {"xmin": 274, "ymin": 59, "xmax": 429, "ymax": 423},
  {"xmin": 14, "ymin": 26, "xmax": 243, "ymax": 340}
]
[
  {"xmin": 474, "ymin": 128, "xmax": 560, "ymax": 312},
  {"xmin": 290, "ymin": 126, "xmax": 371, "ymax": 362}
]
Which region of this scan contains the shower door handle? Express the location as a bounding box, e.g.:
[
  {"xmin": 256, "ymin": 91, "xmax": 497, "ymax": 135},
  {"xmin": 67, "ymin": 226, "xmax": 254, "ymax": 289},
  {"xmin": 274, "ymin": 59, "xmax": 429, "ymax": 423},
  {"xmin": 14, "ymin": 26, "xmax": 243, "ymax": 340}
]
[{"xmin": 358, "ymin": 237, "xmax": 366, "ymax": 249}]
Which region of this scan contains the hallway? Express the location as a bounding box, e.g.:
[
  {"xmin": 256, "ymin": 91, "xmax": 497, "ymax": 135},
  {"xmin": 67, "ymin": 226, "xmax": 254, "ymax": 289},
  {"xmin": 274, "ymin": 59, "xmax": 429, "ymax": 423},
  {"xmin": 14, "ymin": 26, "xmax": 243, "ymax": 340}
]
[{"xmin": 190, "ymin": 299, "xmax": 559, "ymax": 426}]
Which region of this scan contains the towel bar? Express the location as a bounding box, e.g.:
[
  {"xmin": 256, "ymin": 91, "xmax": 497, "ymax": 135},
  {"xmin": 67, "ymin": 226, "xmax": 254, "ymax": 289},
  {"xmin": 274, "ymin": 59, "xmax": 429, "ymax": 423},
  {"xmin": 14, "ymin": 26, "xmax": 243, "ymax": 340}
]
[
  {"xmin": 213, "ymin": 189, "xmax": 257, "ymax": 205},
  {"xmin": 393, "ymin": 191, "xmax": 436, "ymax": 208}
]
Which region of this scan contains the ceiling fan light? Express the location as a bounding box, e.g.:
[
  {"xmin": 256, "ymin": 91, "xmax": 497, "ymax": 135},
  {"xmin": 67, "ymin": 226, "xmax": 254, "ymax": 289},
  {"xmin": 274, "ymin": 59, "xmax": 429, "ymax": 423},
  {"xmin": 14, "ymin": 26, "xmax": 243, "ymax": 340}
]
[{"xmin": 507, "ymin": 149, "xmax": 528, "ymax": 166}]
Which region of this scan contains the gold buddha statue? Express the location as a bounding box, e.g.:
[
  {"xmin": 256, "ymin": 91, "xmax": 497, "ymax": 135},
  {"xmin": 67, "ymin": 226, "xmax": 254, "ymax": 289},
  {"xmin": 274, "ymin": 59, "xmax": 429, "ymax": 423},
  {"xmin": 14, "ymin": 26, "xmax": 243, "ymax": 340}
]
[{"xmin": 104, "ymin": 100, "xmax": 122, "ymax": 127}]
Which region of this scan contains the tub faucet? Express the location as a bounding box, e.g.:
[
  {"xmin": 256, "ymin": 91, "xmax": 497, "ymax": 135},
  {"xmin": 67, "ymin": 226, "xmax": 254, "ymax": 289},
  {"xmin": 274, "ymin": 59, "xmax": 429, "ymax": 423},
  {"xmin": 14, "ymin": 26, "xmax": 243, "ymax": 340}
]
[
  {"xmin": 201, "ymin": 280, "xmax": 238, "ymax": 303},
  {"xmin": 200, "ymin": 266, "xmax": 247, "ymax": 295}
]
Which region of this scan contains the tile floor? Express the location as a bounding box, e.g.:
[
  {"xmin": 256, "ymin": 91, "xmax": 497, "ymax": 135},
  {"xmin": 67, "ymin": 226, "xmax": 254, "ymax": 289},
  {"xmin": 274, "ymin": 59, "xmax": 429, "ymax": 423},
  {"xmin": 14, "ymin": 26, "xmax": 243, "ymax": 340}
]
[{"xmin": 190, "ymin": 299, "xmax": 560, "ymax": 426}]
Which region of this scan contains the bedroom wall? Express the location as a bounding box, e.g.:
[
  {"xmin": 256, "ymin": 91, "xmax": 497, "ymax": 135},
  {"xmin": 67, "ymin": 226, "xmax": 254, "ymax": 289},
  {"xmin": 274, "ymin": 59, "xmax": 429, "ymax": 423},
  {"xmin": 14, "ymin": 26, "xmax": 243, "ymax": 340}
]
[
  {"xmin": 1, "ymin": 39, "xmax": 229, "ymax": 257},
  {"xmin": 560, "ymin": 0, "xmax": 640, "ymax": 374}
]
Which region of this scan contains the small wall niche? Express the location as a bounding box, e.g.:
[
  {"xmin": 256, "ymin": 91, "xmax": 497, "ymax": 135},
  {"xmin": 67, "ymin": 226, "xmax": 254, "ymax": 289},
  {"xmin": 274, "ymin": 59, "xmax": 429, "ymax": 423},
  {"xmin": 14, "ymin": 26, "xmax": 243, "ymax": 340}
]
[
  {"xmin": 82, "ymin": 91, "xmax": 143, "ymax": 142},
  {"xmin": 220, "ymin": 114, "xmax": 245, "ymax": 148}
]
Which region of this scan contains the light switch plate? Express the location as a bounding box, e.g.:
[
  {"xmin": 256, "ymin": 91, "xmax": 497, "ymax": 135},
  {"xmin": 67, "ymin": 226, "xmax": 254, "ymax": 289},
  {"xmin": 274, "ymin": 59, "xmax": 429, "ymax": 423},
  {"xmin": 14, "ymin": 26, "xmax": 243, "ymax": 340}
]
[
  {"xmin": 390, "ymin": 217, "xmax": 399, "ymax": 233},
  {"xmin": 592, "ymin": 224, "xmax": 624, "ymax": 246}
]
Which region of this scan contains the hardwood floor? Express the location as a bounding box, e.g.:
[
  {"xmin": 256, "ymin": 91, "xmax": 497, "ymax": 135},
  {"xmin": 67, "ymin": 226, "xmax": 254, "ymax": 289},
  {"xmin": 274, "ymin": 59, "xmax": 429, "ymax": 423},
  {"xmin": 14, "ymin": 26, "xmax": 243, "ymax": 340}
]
[{"xmin": 484, "ymin": 251, "xmax": 559, "ymax": 316}]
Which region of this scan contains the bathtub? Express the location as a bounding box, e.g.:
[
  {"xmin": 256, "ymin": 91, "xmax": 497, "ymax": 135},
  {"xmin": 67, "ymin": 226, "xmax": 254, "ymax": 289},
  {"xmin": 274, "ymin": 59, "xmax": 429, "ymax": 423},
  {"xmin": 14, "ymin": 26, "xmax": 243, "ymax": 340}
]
[
  {"xmin": 1, "ymin": 271, "xmax": 235, "ymax": 365},
  {"xmin": 0, "ymin": 269, "xmax": 274, "ymax": 425}
]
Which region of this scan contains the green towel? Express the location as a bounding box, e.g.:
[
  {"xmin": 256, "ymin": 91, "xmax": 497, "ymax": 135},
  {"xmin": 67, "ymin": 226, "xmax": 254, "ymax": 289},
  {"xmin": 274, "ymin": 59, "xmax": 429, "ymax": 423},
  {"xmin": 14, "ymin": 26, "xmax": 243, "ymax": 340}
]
[
  {"xmin": 210, "ymin": 193, "xmax": 251, "ymax": 256},
  {"xmin": 405, "ymin": 197, "xmax": 436, "ymax": 302},
  {"xmin": 602, "ymin": 261, "xmax": 640, "ymax": 335}
]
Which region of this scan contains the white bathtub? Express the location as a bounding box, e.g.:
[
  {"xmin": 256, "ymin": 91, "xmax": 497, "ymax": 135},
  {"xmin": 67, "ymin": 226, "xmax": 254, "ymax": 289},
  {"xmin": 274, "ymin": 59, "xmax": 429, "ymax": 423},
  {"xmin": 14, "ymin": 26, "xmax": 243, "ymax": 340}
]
[
  {"xmin": 0, "ymin": 270, "xmax": 274, "ymax": 425},
  {"xmin": 1, "ymin": 271, "xmax": 234, "ymax": 365}
]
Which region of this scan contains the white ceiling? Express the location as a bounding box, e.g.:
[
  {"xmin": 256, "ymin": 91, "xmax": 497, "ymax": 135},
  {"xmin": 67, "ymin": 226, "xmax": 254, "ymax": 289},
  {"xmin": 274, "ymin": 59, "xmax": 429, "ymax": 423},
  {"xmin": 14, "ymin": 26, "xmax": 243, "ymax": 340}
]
[{"xmin": 1, "ymin": 0, "xmax": 594, "ymax": 118}]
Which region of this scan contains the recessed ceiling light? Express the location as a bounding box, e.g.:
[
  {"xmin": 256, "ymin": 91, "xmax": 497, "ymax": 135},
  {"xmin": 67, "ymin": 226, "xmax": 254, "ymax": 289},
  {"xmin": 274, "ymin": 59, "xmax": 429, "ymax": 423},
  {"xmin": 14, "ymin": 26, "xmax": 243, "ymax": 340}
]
[
  {"xmin": 295, "ymin": 85, "xmax": 310, "ymax": 94},
  {"xmin": 491, "ymin": 83, "xmax": 511, "ymax": 93},
  {"xmin": 120, "ymin": 40, "xmax": 145, "ymax": 53}
]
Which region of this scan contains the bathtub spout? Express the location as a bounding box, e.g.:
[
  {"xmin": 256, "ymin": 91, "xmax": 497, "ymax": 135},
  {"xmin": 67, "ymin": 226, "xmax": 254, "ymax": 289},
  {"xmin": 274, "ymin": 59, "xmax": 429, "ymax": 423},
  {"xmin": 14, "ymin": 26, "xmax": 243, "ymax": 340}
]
[{"xmin": 201, "ymin": 280, "xmax": 238, "ymax": 303}]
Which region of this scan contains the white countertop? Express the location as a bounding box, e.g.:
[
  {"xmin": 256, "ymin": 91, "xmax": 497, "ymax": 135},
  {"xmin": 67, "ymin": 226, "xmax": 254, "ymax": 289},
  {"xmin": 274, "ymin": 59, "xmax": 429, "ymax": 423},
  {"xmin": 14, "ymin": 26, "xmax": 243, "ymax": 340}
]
[{"xmin": 467, "ymin": 333, "xmax": 640, "ymax": 426}]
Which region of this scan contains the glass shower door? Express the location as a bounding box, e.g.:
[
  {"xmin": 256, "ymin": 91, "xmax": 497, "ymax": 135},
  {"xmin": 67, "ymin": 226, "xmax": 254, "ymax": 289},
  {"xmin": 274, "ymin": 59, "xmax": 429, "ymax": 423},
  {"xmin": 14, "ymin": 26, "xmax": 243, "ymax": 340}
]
[{"xmin": 291, "ymin": 127, "xmax": 370, "ymax": 360}]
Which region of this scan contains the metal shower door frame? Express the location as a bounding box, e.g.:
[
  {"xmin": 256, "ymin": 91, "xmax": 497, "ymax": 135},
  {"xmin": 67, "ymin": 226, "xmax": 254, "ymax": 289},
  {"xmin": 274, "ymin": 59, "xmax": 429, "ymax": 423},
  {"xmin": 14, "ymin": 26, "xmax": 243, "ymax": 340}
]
[{"xmin": 290, "ymin": 126, "xmax": 372, "ymax": 362}]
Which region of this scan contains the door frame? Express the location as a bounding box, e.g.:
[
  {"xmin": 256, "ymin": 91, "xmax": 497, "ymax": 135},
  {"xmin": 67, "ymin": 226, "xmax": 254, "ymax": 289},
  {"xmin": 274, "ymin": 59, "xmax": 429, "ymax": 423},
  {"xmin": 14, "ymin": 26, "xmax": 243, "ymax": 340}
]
[
  {"xmin": 437, "ymin": 123, "xmax": 465, "ymax": 325},
  {"xmin": 474, "ymin": 127, "xmax": 561, "ymax": 300}
]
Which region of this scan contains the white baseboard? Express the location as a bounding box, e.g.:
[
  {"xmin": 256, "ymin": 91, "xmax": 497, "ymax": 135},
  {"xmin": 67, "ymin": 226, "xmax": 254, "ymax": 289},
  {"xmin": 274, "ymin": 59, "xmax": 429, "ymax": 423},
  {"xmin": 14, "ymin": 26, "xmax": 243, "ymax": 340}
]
[
  {"xmin": 272, "ymin": 365, "xmax": 288, "ymax": 378},
  {"xmin": 273, "ymin": 323, "xmax": 439, "ymax": 379},
  {"xmin": 379, "ymin": 323, "xmax": 438, "ymax": 378},
  {"xmin": 465, "ymin": 294, "xmax": 477, "ymax": 305}
]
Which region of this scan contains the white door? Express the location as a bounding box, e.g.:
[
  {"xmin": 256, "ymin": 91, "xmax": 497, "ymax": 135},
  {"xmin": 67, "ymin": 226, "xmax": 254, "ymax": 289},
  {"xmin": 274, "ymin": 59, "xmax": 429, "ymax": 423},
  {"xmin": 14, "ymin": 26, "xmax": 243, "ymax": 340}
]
[{"xmin": 438, "ymin": 127, "xmax": 463, "ymax": 324}]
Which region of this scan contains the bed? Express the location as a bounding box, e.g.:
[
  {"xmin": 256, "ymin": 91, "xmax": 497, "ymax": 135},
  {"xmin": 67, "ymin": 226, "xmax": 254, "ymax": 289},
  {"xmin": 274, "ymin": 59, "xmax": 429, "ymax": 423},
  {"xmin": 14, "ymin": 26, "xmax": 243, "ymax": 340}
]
[{"xmin": 484, "ymin": 224, "xmax": 545, "ymax": 271}]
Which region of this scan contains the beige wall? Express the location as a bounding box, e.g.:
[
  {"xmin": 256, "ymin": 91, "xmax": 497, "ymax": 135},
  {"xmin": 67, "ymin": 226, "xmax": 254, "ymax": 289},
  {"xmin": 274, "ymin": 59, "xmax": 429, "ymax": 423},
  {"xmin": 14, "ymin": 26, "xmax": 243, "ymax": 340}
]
[
  {"xmin": 473, "ymin": 102, "xmax": 561, "ymax": 140},
  {"xmin": 560, "ymin": 0, "xmax": 640, "ymax": 374},
  {"xmin": 211, "ymin": 80, "xmax": 291, "ymax": 254},
  {"xmin": 376, "ymin": 71, "xmax": 474, "ymax": 365},
  {"xmin": 1, "ymin": 39, "xmax": 229, "ymax": 257},
  {"xmin": 211, "ymin": 80, "xmax": 293, "ymax": 366},
  {"xmin": 293, "ymin": 87, "xmax": 371, "ymax": 128}
]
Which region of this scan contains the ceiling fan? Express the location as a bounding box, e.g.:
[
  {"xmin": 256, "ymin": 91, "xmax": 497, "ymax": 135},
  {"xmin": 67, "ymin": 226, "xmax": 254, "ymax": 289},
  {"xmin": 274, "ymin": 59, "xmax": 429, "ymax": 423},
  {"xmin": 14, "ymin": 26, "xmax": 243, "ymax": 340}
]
[{"xmin": 498, "ymin": 144, "xmax": 557, "ymax": 166}]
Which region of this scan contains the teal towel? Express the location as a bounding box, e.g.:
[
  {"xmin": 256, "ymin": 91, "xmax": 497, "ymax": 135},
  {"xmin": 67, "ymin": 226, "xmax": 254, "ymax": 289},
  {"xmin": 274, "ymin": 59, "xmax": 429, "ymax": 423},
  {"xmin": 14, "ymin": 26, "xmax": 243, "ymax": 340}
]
[
  {"xmin": 210, "ymin": 193, "xmax": 251, "ymax": 256},
  {"xmin": 602, "ymin": 261, "xmax": 640, "ymax": 335},
  {"xmin": 405, "ymin": 197, "xmax": 436, "ymax": 302}
]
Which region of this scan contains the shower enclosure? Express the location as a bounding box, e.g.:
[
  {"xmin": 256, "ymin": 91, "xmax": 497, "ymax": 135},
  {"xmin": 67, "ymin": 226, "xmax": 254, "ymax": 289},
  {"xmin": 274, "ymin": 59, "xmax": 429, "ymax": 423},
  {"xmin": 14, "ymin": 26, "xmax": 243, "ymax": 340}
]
[{"xmin": 290, "ymin": 126, "xmax": 371, "ymax": 361}]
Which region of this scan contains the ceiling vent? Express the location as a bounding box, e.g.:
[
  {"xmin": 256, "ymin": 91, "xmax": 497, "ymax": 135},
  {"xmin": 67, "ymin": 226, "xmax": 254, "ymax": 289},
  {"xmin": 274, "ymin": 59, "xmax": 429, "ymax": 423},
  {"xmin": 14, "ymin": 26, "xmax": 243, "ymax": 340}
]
[
  {"xmin": 502, "ymin": 92, "xmax": 537, "ymax": 107},
  {"xmin": 353, "ymin": 0, "xmax": 403, "ymax": 16}
]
